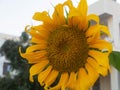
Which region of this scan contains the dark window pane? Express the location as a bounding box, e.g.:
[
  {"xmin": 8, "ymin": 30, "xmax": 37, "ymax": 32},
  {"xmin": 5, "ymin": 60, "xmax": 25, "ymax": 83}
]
[{"xmin": 93, "ymin": 78, "xmax": 100, "ymax": 90}]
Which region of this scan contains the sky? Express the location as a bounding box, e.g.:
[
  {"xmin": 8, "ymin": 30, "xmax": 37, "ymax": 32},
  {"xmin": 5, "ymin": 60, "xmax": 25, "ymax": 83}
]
[{"xmin": 0, "ymin": 0, "xmax": 120, "ymax": 37}]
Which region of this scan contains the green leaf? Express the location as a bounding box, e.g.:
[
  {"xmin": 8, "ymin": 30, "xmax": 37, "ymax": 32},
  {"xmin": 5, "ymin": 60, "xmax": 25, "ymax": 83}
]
[{"xmin": 109, "ymin": 51, "xmax": 120, "ymax": 71}]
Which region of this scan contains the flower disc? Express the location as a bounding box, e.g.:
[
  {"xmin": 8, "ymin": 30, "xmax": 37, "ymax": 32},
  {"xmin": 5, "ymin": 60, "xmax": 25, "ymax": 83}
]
[{"xmin": 47, "ymin": 27, "xmax": 89, "ymax": 73}]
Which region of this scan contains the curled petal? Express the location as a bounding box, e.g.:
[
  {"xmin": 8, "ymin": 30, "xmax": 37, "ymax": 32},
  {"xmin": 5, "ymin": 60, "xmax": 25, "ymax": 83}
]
[
  {"xmin": 99, "ymin": 25, "xmax": 111, "ymax": 36},
  {"xmin": 88, "ymin": 14, "xmax": 99, "ymax": 24},
  {"xmin": 20, "ymin": 49, "xmax": 47, "ymax": 63}
]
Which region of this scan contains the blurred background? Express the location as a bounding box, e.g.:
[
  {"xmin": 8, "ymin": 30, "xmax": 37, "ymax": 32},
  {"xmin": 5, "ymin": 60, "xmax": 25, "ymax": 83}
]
[{"xmin": 0, "ymin": 0, "xmax": 120, "ymax": 90}]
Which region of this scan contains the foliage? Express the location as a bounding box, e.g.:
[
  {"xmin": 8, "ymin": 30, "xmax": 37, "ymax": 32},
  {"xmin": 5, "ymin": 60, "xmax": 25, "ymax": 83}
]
[
  {"xmin": 109, "ymin": 51, "xmax": 120, "ymax": 71},
  {"xmin": 0, "ymin": 32, "xmax": 44, "ymax": 90}
]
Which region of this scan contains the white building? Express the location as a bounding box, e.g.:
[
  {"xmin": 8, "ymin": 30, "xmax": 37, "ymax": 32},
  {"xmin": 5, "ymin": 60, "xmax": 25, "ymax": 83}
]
[
  {"xmin": 89, "ymin": 0, "xmax": 120, "ymax": 90},
  {"xmin": 0, "ymin": 33, "xmax": 18, "ymax": 77}
]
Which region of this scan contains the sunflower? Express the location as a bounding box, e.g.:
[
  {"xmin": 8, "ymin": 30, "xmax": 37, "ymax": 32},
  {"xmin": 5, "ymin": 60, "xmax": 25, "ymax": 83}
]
[{"xmin": 20, "ymin": 0, "xmax": 112, "ymax": 90}]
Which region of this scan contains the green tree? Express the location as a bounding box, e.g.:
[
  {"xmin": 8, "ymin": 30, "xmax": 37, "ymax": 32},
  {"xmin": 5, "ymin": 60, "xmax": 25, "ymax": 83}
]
[{"xmin": 0, "ymin": 32, "xmax": 44, "ymax": 90}]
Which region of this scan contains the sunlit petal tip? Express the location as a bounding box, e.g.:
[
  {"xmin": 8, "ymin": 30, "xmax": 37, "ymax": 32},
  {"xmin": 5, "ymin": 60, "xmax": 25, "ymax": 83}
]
[
  {"xmin": 25, "ymin": 25, "xmax": 31, "ymax": 32},
  {"xmin": 77, "ymin": 0, "xmax": 88, "ymax": 16},
  {"xmin": 63, "ymin": 0, "xmax": 73, "ymax": 9}
]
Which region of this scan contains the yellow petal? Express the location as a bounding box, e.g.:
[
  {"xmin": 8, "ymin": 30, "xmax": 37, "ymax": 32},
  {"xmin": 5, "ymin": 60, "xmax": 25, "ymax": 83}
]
[
  {"xmin": 64, "ymin": 0, "xmax": 79, "ymax": 17},
  {"xmin": 68, "ymin": 16, "xmax": 80, "ymax": 27},
  {"xmin": 77, "ymin": 0, "xmax": 88, "ymax": 16},
  {"xmin": 79, "ymin": 17, "xmax": 88, "ymax": 31},
  {"xmin": 50, "ymin": 72, "xmax": 69, "ymax": 90},
  {"xmin": 68, "ymin": 8, "xmax": 80, "ymax": 18},
  {"xmin": 88, "ymin": 50, "xmax": 109, "ymax": 68},
  {"xmin": 88, "ymin": 32, "xmax": 101, "ymax": 44},
  {"xmin": 38, "ymin": 65, "xmax": 52, "ymax": 86},
  {"xmin": 77, "ymin": 68, "xmax": 90, "ymax": 90},
  {"xmin": 30, "ymin": 37, "xmax": 47, "ymax": 44},
  {"xmin": 28, "ymin": 26, "xmax": 49, "ymax": 40},
  {"xmin": 89, "ymin": 40, "xmax": 112, "ymax": 53},
  {"xmin": 32, "ymin": 11, "xmax": 51, "ymax": 23},
  {"xmin": 87, "ymin": 57, "xmax": 108, "ymax": 76},
  {"xmin": 29, "ymin": 60, "xmax": 49, "ymax": 82},
  {"xmin": 64, "ymin": 0, "xmax": 88, "ymax": 20},
  {"xmin": 86, "ymin": 25, "xmax": 101, "ymax": 43},
  {"xmin": 63, "ymin": 0, "xmax": 88, "ymax": 30},
  {"xmin": 85, "ymin": 63, "xmax": 99, "ymax": 86},
  {"xmin": 99, "ymin": 25, "xmax": 111, "ymax": 36},
  {"xmin": 32, "ymin": 12, "xmax": 55, "ymax": 31},
  {"xmin": 26, "ymin": 44, "xmax": 47, "ymax": 53},
  {"xmin": 20, "ymin": 50, "xmax": 46, "ymax": 60},
  {"xmin": 20, "ymin": 50, "xmax": 47, "ymax": 63},
  {"xmin": 88, "ymin": 14, "xmax": 99, "ymax": 24},
  {"xmin": 52, "ymin": 4, "xmax": 66, "ymax": 25},
  {"xmin": 86, "ymin": 25, "xmax": 100, "ymax": 37},
  {"xmin": 29, "ymin": 57, "xmax": 48, "ymax": 64},
  {"xmin": 65, "ymin": 72, "xmax": 77, "ymax": 90},
  {"xmin": 44, "ymin": 70, "xmax": 59, "ymax": 89},
  {"xmin": 77, "ymin": 65, "xmax": 99, "ymax": 90},
  {"xmin": 87, "ymin": 15, "xmax": 110, "ymax": 37},
  {"xmin": 31, "ymin": 25, "xmax": 46, "ymax": 31},
  {"xmin": 63, "ymin": 0, "xmax": 74, "ymax": 10}
]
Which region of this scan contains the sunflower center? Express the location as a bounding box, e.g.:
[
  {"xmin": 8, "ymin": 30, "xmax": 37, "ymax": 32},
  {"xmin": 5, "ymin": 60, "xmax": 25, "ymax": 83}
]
[{"xmin": 46, "ymin": 27, "xmax": 89, "ymax": 73}]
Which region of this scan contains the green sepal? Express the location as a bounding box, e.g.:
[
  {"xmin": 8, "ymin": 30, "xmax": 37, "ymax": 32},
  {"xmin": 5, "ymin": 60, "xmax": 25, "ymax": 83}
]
[{"xmin": 109, "ymin": 51, "xmax": 120, "ymax": 71}]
